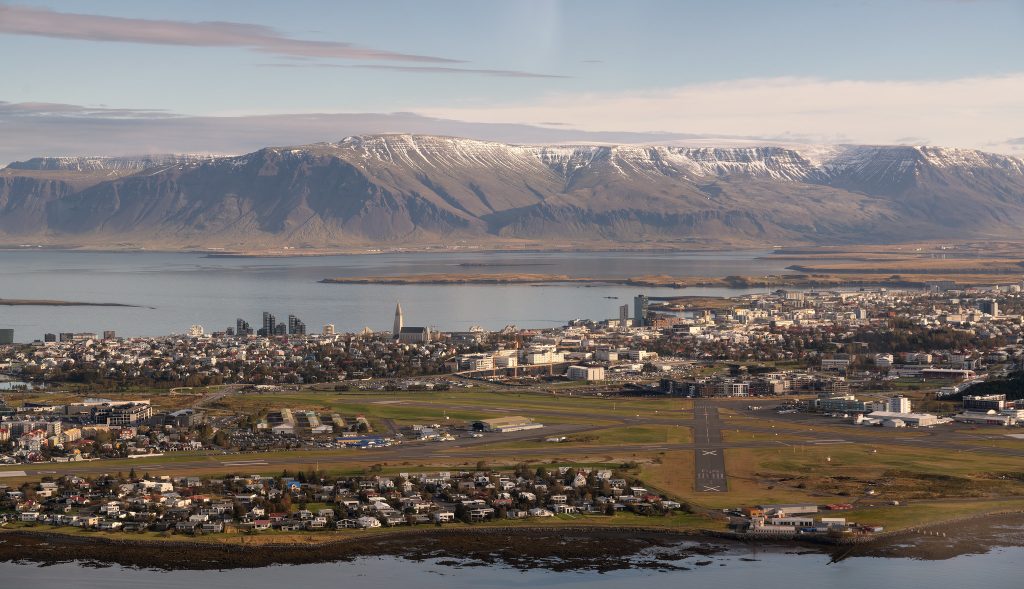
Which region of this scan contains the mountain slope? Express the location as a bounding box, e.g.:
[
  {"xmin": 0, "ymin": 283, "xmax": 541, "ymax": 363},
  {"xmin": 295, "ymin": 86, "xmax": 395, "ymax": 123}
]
[{"xmin": 2, "ymin": 135, "xmax": 1023, "ymax": 249}]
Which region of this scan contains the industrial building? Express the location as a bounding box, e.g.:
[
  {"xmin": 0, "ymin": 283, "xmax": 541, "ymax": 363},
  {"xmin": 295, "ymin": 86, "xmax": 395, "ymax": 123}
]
[
  {"xmin": 473, "ymin": 416, "xmax": 543, "ymax": 433},
  {"xmin": 858, "ymin": 411, "xmax": 943, "ymax": 427},
  {"xmin": 962, "ymin": 394, "xmax": 1013, "ymax": 412},
  {"xmin": 566, "ymin": 365, "xmax": 605, "ymax": 381},
  {"xmin": 954, "ymin": 410, "xmax": 1017, "ymax": 426}
]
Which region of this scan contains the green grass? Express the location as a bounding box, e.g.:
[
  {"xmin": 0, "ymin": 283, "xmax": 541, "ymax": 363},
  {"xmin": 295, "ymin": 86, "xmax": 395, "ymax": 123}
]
[
  {"xmin": 840, "ymin": 498, "xmax": 1024, "ymax": 531},
  {"xmin": 215, "ymin": 389, "xmax": 693, "ymax": 431}
]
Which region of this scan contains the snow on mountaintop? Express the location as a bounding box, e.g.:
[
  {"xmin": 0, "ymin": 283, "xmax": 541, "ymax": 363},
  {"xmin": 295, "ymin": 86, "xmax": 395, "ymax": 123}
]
[{"xmin": 5, "ymin": 154, "xmax": 216, "ymax": 173}]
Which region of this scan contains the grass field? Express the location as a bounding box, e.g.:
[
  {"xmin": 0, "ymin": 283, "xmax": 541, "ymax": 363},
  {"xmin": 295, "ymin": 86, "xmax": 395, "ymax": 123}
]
[
  {"xmin": 719, "ymin": 429, "xmax": 807, "ymax": 443},
  {"xmin": 637, "ymin": 441, "xmax": 1024, "ymax": 515},
  {"xmin": 211, "ymin": 389, "xmax": 694, "ymax": 430},
  {"xmin": 840, "ymin": 498, "xmax": 1024, "ymax": 531}
]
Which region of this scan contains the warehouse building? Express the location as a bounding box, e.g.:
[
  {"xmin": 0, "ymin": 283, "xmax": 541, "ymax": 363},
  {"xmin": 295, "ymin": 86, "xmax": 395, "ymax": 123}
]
[
  {"xmin": 859, "ymin": 411, "xmax": 944, "ymax": 427},
  {"xmin": 566, "ymin": 365, "xmax": 605, "ymax": 381},
  {"xmin": 473, "ymin": 416, "xmax": 543, "ymax": 433},
  {"xmin": 954, "ymin": 410, "xmax": 1017, "ymax": 426}
]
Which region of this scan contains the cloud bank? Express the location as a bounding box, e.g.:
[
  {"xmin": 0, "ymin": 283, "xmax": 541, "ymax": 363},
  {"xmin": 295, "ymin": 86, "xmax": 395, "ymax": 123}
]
[
  {"xmin": 1, "ymin": 74, "xmax": 1021, "ymax": 165},
  {"xmin": 0, "ymin": 4, "xmax": 457, "ymax": 62},
  {"xmin": 421, "ymin": 75, "xmax": 1024, "ymax": 153},
  {"xmin": 0, "ymin": 102, "xmax": 717, "ymax": 165}
]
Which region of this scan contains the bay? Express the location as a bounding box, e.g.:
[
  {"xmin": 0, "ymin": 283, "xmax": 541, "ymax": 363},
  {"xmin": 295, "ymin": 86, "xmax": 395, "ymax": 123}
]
[{"xmin": 0, "ymin": 250, "xmax": 788, "ymax": 340}]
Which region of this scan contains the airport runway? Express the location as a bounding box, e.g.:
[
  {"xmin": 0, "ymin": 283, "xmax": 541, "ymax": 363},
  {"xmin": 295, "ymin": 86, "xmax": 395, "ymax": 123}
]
[{"xmin": 693, "ymin": 399, "xmax": 727, "ymax": 492}]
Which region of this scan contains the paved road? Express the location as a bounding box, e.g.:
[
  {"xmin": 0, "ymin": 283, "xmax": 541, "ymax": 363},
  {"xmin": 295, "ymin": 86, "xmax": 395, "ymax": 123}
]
[{"xmin": 693, "ymin": 399, "xmax": 727, "ymax": 492}]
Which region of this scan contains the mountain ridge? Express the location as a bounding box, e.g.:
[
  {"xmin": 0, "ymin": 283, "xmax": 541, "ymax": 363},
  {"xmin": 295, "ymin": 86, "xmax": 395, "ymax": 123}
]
[{"xmin": 2, "ymin": 134, "xmax": 1023, "ymax": 250}]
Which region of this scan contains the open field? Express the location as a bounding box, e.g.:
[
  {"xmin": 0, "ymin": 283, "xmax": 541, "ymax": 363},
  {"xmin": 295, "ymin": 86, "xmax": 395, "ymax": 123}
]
[
  {"xmin": 720, "ymin": 429, "xmax": 808, "ymax": 443},
  {"xmin": 211, "ymin": 389, "xmax": 694, "ymax": 427},
  {"xmin": 481, "ymin": 424, "xmax": 692, "ymax": 451},
  {"xmin": 839, "ymin": 498, "xmax": 1024, "ymax": 530}
]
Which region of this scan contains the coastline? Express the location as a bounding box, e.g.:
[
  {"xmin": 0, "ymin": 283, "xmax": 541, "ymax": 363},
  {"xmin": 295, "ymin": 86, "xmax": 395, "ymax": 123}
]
[
  {"xmin": 318, "ymin": 273, "xmax": 986, "ymax": 289},
  {"xmin": 6, "ymin": 509, "xmax": 1024, "ymax": 570},
  {"xmin": 0, "ymin": 525, "xmax": 735, "ymax": 571},
  {"xmin": 0, "ymin": 242, "xmax": 773, "ymax": 258}
]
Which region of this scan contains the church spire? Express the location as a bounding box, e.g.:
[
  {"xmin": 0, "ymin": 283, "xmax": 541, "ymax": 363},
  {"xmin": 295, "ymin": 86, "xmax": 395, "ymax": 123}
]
[{"xmin": 393, "ymin": 301, "xmax": 403, "ymax": 338}]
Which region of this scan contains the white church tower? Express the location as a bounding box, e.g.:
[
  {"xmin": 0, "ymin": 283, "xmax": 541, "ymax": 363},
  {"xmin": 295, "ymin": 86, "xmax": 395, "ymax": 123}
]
[{"xmin": 393, "ymin": 302, "xmax": 404, "ymax": 338}]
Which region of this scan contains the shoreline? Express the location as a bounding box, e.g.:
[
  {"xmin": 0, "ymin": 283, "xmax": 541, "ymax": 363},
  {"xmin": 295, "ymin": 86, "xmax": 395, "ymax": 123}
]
[
  {"xmin": 3, "ymin": 510, "xmax": 1018, "ymax": 570},
  {"xmin": 0, "ymin": 525, "xmax": 738, "ymax": 571},
  {"xmin": 0, "ymin": 243, "xmax": 777, "ymax": 258},
  {"xmin": 318, "ymin": 273, "xmax": 977, "ymax": 289}
]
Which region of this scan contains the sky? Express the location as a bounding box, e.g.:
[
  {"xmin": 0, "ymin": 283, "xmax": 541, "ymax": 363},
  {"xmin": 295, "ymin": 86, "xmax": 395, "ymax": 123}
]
[{"xmin": 1, "ymin": 0, "xmax": 1023, "ymax": 162}]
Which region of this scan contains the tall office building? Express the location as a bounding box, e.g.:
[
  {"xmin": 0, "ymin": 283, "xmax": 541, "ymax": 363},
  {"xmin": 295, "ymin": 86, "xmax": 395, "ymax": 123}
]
[
  {"xmin": 322, "ymin": 324, "xmax": 336, "ymax": 336},
  {"xmin": 887, "ymin": 395, "xmax": 912, "ymax": 413},
  {"xmin": 261, "ymin": 312, "xmax": 276, "ymax": 336},
  {"xmin": 633, "ymin": 294, "xmax": 649, "ymax": 328},
  {"xmin": 979, "ymin": 299, "xmax": 999, "ymax": 317},
  {"xmin": 288, "ymin": 314, "xmax": 306, "ymax": 336},
  {"xmin": 44, "ymin": 333, "xmax": 57, "ymax": 343},
  {"xmin": 102, "ymin": 330, "xmax": 116, "ymax": 340},
  {"xmin": 393, "ymin": 302, "xmax": 404, "ymax": 338},
  {"xmin": 0, "ymin": 329, "xmax": 13, "ymax": 345},
  {"xmin": 236, "ymin": 318, "xmax": 252, "ymax": 336},
  {"xmin": 618, "ymin": 304, "xmax": 630, "ymax": 332}
]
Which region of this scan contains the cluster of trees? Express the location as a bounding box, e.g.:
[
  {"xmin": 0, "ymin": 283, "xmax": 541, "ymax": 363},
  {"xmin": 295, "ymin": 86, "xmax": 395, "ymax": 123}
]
[{"xmin": 955, "ymin": 371, "xmax": 1024, "ymax": 401}]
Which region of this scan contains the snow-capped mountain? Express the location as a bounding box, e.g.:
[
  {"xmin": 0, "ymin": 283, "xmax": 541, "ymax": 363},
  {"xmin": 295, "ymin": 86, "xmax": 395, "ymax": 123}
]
[
  {"xmin": 6, "ymin": 154, "xmax": 215, "ymax": 173},
  {"xmin": 2, "ymin": 135, "xmax": 1023, "ymax": 248}
]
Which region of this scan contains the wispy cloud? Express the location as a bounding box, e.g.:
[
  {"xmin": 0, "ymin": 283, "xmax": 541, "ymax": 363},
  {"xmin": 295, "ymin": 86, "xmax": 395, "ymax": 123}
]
[
  {"xmin": 0, "ymin": 4, "xmax": 458, "ymax": 62},
  {"xmin": 259, "ymin": 62, "xmax": 569, "ymax": 79},
  {"xmin": 420, "ymin": 75, "xmax": 1024, "ymax": 154},
  {"xmin": 0, "ymin": 101, "xmax": 176, "ymax": 118}
]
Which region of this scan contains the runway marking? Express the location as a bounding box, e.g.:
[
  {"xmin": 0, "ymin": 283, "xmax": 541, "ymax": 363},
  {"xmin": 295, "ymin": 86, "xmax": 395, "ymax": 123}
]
[
  {"xmin": 701, "ymin": 450, "xmax": 718, "ymax": 456},
  {"xmin": 221, "ymin": 460, "xmax": 269, "ymax": 467},
  {"xmin": 701, "ymin": 485, "xmax": 722, "ymax": 492},
  {"xmin": 0, "ymin": 470, "xmax": 27, "ymax": 477}
]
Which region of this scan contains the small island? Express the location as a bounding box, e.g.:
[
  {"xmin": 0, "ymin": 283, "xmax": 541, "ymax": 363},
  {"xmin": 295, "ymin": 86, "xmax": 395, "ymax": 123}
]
[{"xmin": 0, "ymin": 298, "xmax": 141, "ymax": 307}]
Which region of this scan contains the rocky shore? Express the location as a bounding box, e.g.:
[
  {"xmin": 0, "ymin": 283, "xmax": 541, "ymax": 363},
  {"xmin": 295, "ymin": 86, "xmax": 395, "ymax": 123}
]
[
  {"xmin": 0, "ymin": 526, "xmax": 741, "ymax": 571},
  {"xmin": 5, "ymin": 513, "xmax": 1024, "ymax": 571}
]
